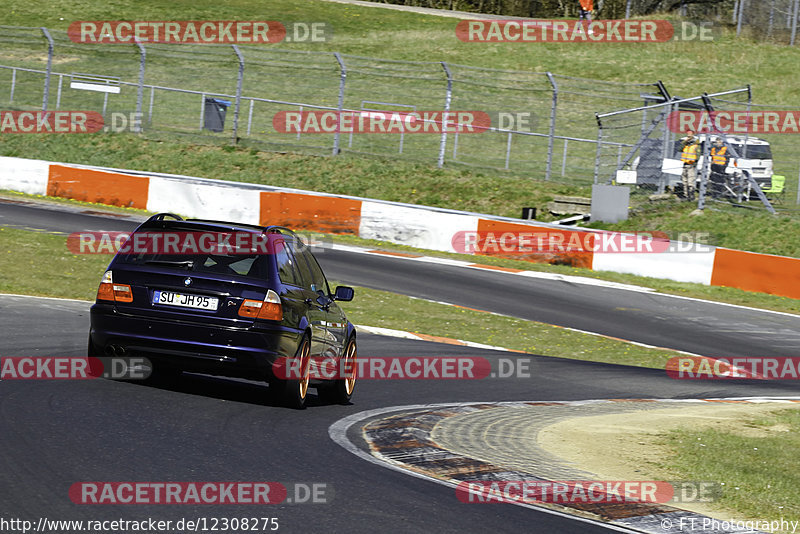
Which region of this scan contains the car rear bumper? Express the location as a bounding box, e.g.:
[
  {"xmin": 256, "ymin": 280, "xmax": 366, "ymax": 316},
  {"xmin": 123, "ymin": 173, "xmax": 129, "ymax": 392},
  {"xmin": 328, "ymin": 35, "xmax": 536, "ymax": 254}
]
[{"xmin": 90, "ymin": 304, "xmax": 301, "ymax": 380}]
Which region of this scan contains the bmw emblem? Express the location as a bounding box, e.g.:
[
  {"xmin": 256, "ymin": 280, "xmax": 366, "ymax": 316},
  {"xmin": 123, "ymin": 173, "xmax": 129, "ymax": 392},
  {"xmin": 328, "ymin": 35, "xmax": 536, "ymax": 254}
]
[{"xmin": 184, "ymin": 277, "xmax": 192, "ymax": 286}]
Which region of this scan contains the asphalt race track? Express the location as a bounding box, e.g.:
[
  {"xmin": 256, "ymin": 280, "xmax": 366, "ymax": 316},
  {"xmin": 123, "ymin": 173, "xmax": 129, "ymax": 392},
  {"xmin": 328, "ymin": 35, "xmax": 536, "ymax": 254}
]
[{"xmin": 2, "ymin": 199, "xmax": 800, "ymax": 533}]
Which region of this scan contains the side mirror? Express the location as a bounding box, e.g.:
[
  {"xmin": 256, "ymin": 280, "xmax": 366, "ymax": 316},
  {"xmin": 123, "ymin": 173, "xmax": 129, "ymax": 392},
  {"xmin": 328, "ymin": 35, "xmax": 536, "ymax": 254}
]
[
  {"xmin": 332, "ymin": 286, "xmax": 354, "ymax": 302},
  {"xmin": 316, "ymin": 292, "xmax": 332, "ymax": 308}
]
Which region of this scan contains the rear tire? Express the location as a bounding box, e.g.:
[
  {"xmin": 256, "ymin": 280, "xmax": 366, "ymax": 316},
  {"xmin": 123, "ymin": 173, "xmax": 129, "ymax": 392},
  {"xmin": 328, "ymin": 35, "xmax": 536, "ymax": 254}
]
[
  {"xmin": 86, "ymin": 336, "xmax": 105, "ymax": 378},
  {"xmin": 320, "ymin": 337, "xmax": 357, "ymax": 405},
  {"xmin": 279, "ymin": 335, "xmax": 311, "ymax": 410}
]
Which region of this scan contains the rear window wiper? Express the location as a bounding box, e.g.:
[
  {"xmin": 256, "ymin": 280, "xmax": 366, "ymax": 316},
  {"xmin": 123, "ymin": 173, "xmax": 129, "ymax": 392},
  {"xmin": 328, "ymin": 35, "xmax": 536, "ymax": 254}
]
[{"xmin": 143, "ymin": 260, "xmax": 195, "ymax": 270}]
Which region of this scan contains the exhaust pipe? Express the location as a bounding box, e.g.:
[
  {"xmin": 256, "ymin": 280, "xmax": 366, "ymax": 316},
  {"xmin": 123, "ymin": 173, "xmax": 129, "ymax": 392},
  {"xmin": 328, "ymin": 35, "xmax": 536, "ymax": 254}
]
[{"xmin": 103, "ymin": 345, "xmax": 127, "ymax": 356}]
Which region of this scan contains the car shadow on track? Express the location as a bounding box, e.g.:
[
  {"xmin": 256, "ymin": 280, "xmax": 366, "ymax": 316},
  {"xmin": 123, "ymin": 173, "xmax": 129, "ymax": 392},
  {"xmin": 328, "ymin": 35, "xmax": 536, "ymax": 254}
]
[{"xmin": 117, "ymin": 372, "xmax": 339, "ymax": 409}]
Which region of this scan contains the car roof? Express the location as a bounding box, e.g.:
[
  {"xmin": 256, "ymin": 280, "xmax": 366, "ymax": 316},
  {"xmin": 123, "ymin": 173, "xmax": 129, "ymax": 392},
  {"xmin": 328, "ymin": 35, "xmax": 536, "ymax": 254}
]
[{"xmin": 136, "ymin": 213, "xmax": 302, "ymax": 239}]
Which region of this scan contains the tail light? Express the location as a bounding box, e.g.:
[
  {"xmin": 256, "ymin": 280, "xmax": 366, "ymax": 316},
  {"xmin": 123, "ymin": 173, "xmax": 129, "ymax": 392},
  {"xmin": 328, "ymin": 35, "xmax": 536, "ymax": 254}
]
[
  {"xmin": 96, "ymin": 271, "xmax": 133, "ymax": 303},
  {"xmin": 239, "ymin": 289, "xmax": 283, "ymax": 321}
]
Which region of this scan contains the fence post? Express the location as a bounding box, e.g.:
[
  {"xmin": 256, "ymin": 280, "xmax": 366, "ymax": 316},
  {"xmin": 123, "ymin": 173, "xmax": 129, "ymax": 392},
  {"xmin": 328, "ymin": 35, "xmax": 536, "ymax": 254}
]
[
  {"xmin": 594, "ymin": 113, "xmax": 603, "ymax": 184},
  {"xmin": 768, "ymin": 0, "xmax": 776, "ymax": 37},
  {"xmin": 545, "ymin": 72, "xmax": 558, "ymax": 181},
  {"xmin": 784, "ymin": 163, "xmax": 800, "ymax": 204},
  {"xmin": 504, "ymin": 132, "xmax": 512, "ymax": 170},
  {"xmin": 333, "ymin": 52, "xmax": 347, "ymax": 156},
  {"xmin": 736, "ymin": 0, "xmax": 746, "ymax": 36},
  {"xmin": 658, "ymin": 102, "xmax": 674, "ymax": 194},
  {"xmin": 797, "ymin": 162, "xmax": 800, "ymax": 204},
  {"xmin": 697, "ymin": 131, "xmax": 710, "ymax": 210},
  {"xmin": 148, "ymin": 86, "xmax": 155, "ymax": 125},
  {"xmin": 10, "ymin": 68, "xmax": 16, "ymax": 104},
  {"xmin": 40, "ymin": 27, "xmax": 54, "ymax": 111},
  {"xmin": 55, "ymin": 74, "xmax": 63, "ymax": 109},
  {"xmin": 199, "ymin": 94, "xmax": 205, "ymax": 130},
  {"xmin": 625, "ymin": 0, "xmax": 632, "ymax": 19},
  {"xmin": 438, "ymin": 61, "xmax": 453, "ymax": 169},
  {"xmin": 134, "ymin": 40, "xmax": 146, "ymax": 133},
  {"xmin": 231, "ymin": 45, "xmax": 245, "ymax": 144},
  {"xmin": 792, "ymin": 0, "xmax": 799, "ymax": 46},
  {"xmin": 247, "ymin": 99, "xmax": 254, "ymax": 136},
  {"xmin": 741, "ymin": 85, "xmax": 751, "ymax": 158}
]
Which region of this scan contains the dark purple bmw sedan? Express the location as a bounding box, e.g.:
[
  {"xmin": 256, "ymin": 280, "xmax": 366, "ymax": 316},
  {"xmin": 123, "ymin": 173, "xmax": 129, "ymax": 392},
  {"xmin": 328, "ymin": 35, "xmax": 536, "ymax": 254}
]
[{"xmin": 89, "ymin": 213, "xmax": 356, "ymax": 409}]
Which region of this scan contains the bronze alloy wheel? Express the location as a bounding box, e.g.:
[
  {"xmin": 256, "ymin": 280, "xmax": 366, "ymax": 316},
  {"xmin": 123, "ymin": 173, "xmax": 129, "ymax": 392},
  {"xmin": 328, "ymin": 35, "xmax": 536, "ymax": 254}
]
[
  {"xmin": 320, "ymin": 337, "xmax": 357, "ymax": 405},
  {"xmin": 343, "ymin": 339, "xmax": 357, "ymax": 396},
  {"xmin": 280, "ymin": 335, "xmax": 312, "ymax": 409},
  {"xmin": 297, "ymin": 338, "xmax": 311, "ymax": 400}
]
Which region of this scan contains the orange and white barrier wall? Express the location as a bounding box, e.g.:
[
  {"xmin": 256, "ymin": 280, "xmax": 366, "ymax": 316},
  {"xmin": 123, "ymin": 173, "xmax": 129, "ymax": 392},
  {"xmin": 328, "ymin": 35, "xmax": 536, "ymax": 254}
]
[{"xmin": 1, "ymin": 155, "xmax": 798, "ymax": 300}]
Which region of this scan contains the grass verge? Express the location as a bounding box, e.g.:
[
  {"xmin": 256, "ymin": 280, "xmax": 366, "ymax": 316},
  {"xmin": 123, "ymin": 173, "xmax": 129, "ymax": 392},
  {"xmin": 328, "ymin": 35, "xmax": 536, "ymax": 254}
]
[
  {"xmin": 0, "ymin": 227, "xmax": 110, "ymax": 299},
  {"xmin": 0, "ymin": 226, "xmax": 686, "ymax": 369},
  {"xmin": 661, "ymin": 408, "xmax": 800, "ymax": 526}
]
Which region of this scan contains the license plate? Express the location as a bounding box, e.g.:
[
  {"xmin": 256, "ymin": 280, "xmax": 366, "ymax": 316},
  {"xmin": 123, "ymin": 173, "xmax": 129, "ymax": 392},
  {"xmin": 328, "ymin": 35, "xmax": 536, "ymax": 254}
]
[{"xmin": 152, "ymin": 290, "xmax": 218, "ymax": 311}]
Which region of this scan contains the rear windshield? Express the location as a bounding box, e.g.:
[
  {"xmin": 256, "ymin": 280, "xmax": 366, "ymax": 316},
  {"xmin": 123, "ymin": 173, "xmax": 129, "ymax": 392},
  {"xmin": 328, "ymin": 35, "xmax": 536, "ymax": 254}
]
[
  {"xmin": 116, "ymin": 252, "xmax": 268, "ymax": 278},
  {"xmin": 112, "ymin": 229, "xmax": 280, "ymax": 279}
]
